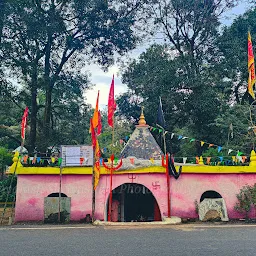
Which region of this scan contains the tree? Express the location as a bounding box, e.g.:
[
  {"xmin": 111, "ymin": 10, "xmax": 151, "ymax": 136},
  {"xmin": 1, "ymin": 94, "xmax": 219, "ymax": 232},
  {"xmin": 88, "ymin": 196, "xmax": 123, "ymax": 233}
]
[
  {"xmin": 0, "ymin": 78, "xmax": 24, "ymax": 149},
  {"xmin": 120, "ymin": 44, "xmax": 221, "ymax": 149},
  {"xmin": 0, "ymin": 0, "xmax": 5, "ymax": 42},
  {"xmin": 96, "ymin": 110, "xmax": 133, "ymax": 158},
  {"xmin": 118, "ymin": 0, "xmax": 243, "ymax": 154},
  {"xmin": 1, "ymin": 0, "xmax": 146, "ymax": 151},
  {"xmin": 217, "ymin": 7, "xmax": 256, "ymax": 104},
  {"xmin": 0, "ymin": 147, "xmax": 12, "ymax": 180}
]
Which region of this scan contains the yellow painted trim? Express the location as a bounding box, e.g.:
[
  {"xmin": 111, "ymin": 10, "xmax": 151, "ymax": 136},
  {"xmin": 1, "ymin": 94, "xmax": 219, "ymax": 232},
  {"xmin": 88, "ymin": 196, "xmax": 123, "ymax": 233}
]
[
  {"xmin": 6, "ymin": 163, "xmax": 256, "ymax": 175},
  {"xmin": 8, "ymin": 165, "xmax": 165, "ymax": 175}
]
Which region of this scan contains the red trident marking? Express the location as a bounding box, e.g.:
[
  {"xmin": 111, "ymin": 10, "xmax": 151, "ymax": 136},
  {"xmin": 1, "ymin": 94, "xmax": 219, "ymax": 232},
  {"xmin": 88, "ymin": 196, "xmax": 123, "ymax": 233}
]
[
  {"xmin": 128, "ymin": 173, "xmax": 136, "ymax": 183},
  {"xmin": 152, "ymin": 181, "xmax": 160, "ymax": 190},
  {"xmin": 102, "ymin": 154, "xmax": 123, "ymax": 171}
]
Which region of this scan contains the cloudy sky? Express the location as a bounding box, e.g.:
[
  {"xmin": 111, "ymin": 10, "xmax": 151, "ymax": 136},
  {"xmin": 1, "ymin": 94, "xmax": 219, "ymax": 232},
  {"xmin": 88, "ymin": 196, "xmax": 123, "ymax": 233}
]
[{"xmin": 85, "ymin": 1, "xmax": 251, "ymax": 109}]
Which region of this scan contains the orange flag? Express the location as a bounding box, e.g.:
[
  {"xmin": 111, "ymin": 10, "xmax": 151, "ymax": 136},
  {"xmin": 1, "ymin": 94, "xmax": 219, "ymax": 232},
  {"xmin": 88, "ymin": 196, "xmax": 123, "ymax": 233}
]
[
  {"xmin": 90, "ymin": 118, "xmax": 96, "ymax": 148},
  {"xmin": 94, "ymin": 140, "xmax": 101, "ymax": 190},
  {"xmin": 108, "ymin": 75, "xmax": 116, "ymax": 127},
  {"xmin": 92, "ymin": 90, "xmax": 99, "ymax": 128},
  {"xmin": 248, "ymin": 32, "xmax": 255, "ymax": 99},
  {"xmin": 89, "ymin": 91, "xmax": 99, "ymax": 133}
]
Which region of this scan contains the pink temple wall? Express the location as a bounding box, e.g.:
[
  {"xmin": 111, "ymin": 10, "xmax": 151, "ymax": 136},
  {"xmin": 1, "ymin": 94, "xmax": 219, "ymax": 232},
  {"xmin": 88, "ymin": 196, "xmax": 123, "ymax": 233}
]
[
  {"xmin": 15, "ymin": 173, "xmax": 256, "ymax": 222},
  {"xmin": 171, "ymin": 173, "xmax": 256, "ymax": 219},
  {"xmin": 15, "ymin": 173, "xmax": 168, "ymax": 222}
]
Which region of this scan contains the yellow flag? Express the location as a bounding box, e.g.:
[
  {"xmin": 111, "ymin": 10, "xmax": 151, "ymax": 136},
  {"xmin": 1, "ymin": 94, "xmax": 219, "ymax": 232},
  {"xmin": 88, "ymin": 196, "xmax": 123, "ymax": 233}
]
[{"xmin": 248, "ymin": 32, "xmax": 255, "ymax": 99}]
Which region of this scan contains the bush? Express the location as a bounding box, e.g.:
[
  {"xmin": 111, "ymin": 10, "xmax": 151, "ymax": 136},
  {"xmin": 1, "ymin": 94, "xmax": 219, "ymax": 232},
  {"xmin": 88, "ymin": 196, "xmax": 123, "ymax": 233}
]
[
  {"xmin": 234, "ymin": 185, "xmax": 252, "ymax": 218},
  {"xmin": 234, "ymin": 184, "xmax": 256, "ymax": 219}
]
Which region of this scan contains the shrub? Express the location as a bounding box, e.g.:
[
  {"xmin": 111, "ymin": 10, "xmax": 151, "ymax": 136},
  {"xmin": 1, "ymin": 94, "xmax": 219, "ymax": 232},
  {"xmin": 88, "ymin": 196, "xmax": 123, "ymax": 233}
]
[{"xmin": 234, "ymin": 185, "xmax": 256, "ymax": 219}]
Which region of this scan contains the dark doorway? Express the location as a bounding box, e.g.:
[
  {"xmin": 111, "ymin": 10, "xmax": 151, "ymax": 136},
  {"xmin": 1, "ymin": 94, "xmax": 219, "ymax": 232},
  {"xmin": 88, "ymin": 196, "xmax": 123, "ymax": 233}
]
[
  {"xmin": 107, "ymin": 183, "xmax": 161, "ymax": 222},
  {"xmin": 47, "ymin": 193, "xmax": 67, "ymax": 197},
  {"xmin": 200, "ymin": 190, "xmax": 222, "ymax": 202}
]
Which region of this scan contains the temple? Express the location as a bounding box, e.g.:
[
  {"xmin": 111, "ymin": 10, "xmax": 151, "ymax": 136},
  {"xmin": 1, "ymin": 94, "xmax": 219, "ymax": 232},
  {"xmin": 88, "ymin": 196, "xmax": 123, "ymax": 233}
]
[{"xmin": 7, "ymin": 111, "xmax": 256, "ymax": 223}]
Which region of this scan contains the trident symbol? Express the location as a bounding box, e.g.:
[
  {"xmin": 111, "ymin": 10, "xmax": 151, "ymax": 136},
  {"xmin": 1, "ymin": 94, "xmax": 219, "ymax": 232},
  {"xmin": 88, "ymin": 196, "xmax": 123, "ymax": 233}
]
[{"xmin": 102, "ymin": 154, "xmax": 123, "ymax": 171}]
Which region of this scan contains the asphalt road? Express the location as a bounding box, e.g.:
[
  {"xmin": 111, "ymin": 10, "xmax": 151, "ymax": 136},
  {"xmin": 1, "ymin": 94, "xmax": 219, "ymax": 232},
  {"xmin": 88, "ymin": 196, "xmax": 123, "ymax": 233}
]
[{"xmin": 0, "ymin": 224, "xmax": 256, "ymax": 256}]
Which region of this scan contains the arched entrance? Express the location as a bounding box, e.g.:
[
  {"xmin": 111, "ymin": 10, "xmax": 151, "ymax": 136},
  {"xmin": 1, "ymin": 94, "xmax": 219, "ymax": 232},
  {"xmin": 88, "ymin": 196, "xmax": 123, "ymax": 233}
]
[
  {"xmin": 200, "ymin": 190, "xmax": 222, "ymax": 202},
  {"xmin": 107, "ymin": 183, "xmax": 161, "ymax": 222},
  {"xmin": 47, "ymin": 193, "xmax": 67, "ymax": 197},
  {"xmin": 44, "ymin": 192, "xmax": 70, "ymax": 223}
]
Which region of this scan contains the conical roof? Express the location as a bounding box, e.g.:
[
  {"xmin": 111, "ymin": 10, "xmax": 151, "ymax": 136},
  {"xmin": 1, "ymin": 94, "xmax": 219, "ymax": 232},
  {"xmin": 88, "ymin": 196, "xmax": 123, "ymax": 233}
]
[
  {"xmin": 12, "ymin": 146, "xmax": 28, "ymax": 154},
  {"xmin": 120, "ymin": 108, "xmax": 163, "ymax": 160}
]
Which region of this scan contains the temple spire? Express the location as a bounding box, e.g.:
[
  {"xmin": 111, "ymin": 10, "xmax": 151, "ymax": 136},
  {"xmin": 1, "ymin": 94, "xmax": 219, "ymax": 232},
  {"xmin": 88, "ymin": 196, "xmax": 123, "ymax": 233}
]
[{"xmin": 138, "ymin": 106, "xmax": 147, "ymax": 126}]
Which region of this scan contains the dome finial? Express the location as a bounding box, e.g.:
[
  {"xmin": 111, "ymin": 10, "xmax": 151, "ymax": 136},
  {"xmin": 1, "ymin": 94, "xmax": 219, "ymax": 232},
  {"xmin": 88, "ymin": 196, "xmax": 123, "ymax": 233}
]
[{"xmin": 138, "ymin": 106, "xmax": 146, "ymax": 125}]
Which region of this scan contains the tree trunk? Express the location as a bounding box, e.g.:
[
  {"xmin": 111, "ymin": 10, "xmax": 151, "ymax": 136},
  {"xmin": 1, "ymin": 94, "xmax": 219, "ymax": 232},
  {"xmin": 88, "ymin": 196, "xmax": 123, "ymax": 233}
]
[
  {"xmin": 29, "ymin": 76, "xmax": 38, "ymax": 153},
  {"xmin": 42, "ymin": 33, "xmax": 53, "ymax": 150},
  {"xmin": 43, "ymin": 84, "xmax": 53, "ymax": 148}
]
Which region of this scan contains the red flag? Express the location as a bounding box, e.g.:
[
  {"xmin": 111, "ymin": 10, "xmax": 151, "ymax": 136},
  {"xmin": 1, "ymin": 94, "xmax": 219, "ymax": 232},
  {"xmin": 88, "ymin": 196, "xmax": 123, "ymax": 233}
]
[
  {"xmin": 90, "ymin": 118, "xmax": 96, "ymax": 148},
  {"xmin": 97, "ymin": 110, "xmax": 102, "ymax": 136},
  {"xmin": 108, "ymin": 75, "xmax": 116, "ymax": 127},
  {"xmin": 21, "ymin": 107, "xmax": 29, "ymax": 140}
]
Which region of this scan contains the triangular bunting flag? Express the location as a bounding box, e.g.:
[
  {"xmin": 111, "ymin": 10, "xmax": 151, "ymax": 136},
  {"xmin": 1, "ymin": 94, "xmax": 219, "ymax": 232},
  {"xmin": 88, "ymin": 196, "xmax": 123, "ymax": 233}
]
[{"xmin": 228, "ymin": 149, "xmax": 233, "ymax": 155}]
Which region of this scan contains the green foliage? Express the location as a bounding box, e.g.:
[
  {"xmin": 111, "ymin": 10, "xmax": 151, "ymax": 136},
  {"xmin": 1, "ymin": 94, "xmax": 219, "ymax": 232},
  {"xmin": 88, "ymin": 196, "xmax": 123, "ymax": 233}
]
[
  {"xmin": 0, "ymin": 147, "xmax": 12, "ymax": 180},
  {"xmin": 118, "ymin": 2, "xmax": 256, "ymax": 157},
  {"xmin": 234, "ymin": 184, "xmax": 256, "ymax": 218},
  {"xmin": 98, "ymin": 113, "xmax": 133, "ymax": 158},
  {"xmin": 1, "ymin": 0, "xmax": 144, "ymax": 151},
  {"xmin": 0, "ymin": 175, "xmax": 17, "ymax": 202},
  {"xmin": 217, "ymin": 7, "xmax": 256, "ymax": 103},
  {"xmin": 0, "ymin": 148, "xmax": 12, "ymax": 166},
  {"xmin": 234, "ymin": 185, "xmax": 254, "ymax": 218}
]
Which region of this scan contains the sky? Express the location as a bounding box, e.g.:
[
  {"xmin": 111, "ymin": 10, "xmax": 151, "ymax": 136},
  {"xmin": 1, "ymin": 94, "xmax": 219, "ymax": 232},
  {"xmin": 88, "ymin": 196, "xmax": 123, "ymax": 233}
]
[{"xmin": 85, "ymin": 1, "xmax": 251, "ymax": 109}]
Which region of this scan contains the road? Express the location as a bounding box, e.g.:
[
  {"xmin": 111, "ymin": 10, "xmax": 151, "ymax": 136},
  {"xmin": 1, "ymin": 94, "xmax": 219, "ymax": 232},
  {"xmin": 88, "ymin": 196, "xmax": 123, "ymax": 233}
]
[{"xmin": 0, "ymin": 224, "xmax": 256, "ymax": 256}]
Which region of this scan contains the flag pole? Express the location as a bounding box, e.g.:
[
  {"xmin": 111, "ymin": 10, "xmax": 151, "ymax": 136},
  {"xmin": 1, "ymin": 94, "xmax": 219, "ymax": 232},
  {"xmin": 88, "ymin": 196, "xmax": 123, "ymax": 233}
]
[
  {"xmin": 58, "ymin": 164, "xmax": 63, "ymax": 223},
  {"xmin": 156, "ymin": 97, "xmax": 170, "ymax": 218},
  {"xmin": 108, "ymin": 120, "xmax": 114, "ymax": 222},
  {"xmin": 108, "ymin": 164, "xmax": 113, "ymax": 222},
  {"xmin": 92, "ymin": 147, "xmax": 96, "ymax": 222},
  {"xmin": 162, "ymin": 128, "xmax": 170, "ymax": 217},
  {"xmin": 160, "ymin": 127, "xmax": 170, "ymax": 217}
]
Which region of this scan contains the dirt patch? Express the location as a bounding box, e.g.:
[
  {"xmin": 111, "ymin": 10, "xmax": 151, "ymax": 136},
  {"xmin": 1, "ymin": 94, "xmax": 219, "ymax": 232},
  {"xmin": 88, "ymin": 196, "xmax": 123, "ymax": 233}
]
[{"xmin": 0, "ymin": 207, "xmax": 14, "ymax": 225}]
